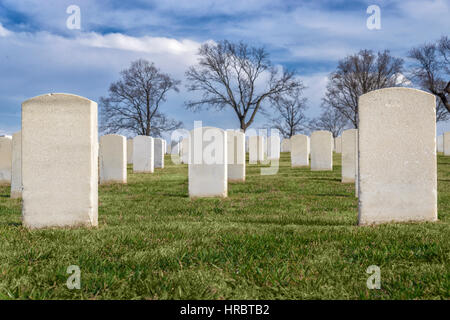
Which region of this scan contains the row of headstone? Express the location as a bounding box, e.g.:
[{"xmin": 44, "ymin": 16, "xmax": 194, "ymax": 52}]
[
  {"xmin": 290, "ymin": 131, "xmax": 332, "ymax": 170},
  {"xmin": 2, "ymin": 93, "xmax": 171, "ymax": 229},
  {"xmin": 0, "ymin": 87, "xmax": 439, "ymax": 228}
]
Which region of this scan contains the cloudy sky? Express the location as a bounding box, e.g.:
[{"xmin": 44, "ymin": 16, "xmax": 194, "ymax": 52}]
[{"xmin": 0, "ymin": 0, "xmax": 449, "ymax": 138}]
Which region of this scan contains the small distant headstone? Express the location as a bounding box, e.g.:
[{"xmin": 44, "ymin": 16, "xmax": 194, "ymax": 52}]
[
  {"xmin": 310, "ymin": 131, "xmax": 333, "ymax": 171},
  {"xmin": 99, "ymin": 134, "xmax": 127, "ymax": 184},
  {"xmin": 133, "ymin": 135, "xmax": 154, "ymax": 173}
]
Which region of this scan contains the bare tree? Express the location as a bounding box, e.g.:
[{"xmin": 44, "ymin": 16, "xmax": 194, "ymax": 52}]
[
  {"xmin": 308, "ymin": 106, "xmax": 349, "ymax": 138},
  {"xmin": 100, "ymin": 59, "xmax": 182, "ymax": 137},
  {"xmin": 267, "ymin": 86, "xmax": 309, "ymax": 138},
  {"xmin": 185, "ymin": 40, "xmax": 303, "ymax": 131},
  {"xmin": 408, "ymin": 36, "xmax": 450, "ymax": 115},
  {"xmin": 323, "ymin": 49, "xmax": 405, "ymax": 128}
]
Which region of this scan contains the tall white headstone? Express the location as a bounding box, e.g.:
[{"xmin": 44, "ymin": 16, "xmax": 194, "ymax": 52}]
[
  {"xmin": 154, "ymin": 138, "xmax": 165, "ymax": 169},
  {"xmin": 21, "ymin": 93, "xmax": 98, "ymax": 229},
  {"xmin": 99, "ymin": 134, "xmax": 127, "ymax": 184},
  {"xmin": 11, "ymin": 131, "xmax": 22, "ymax": 198},
  {"xmin": 226, "ymin": 130, "xmax": 245, "ymax": 182},
  {"xmin": 0, "ymin": 136, "xmax": 12, "ymax": 185},
  {"xmin": 133, "ymin": 135, "xmax": 154, "ymax": 173},
  {"xmin": 341, "ymin": 129, "xmax": 358, "ymax": 183},
  {"xmin": 358, "ymin": 88, "xmax": 437, "ymax": 225},
  {"xmin": 310, "ymin": 131, "xmax": 333, "ymax": 171},
  {"xmin": 189, "ymin": 127, "xmax": 227, "ymax": 198},
  {"xmin": 291, "ymin": 134, "xmax": 309, "ymax": 167}
]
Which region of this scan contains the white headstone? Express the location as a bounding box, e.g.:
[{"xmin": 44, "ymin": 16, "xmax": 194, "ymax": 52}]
[
  {"xmin": 133, "ymin": 135, "xmax": 154, "ymax": 173},
  {"xmin": 11, "ymin": 131, "xmax": 22, "ymax": 198},
  {"xmin": 248, "ymin": 136, "xmax": 258, "ymax": 164},
  {"xmin": 226, "ymin": 130, "xmax": 245, "ymax": 182},
  {"xmin": 281, "ymin": 139, "xmax": 291, "ymax": 152},
  {"xmin": 358, "ymin": 88, "xmax": 437, "ymax": 225},
  {"xmin": 291, "ymin": 134, "xmax": 309, "ymax": 167},
  {"xmin": 444, "ymin": 132, "xmax": 450, "ymax": 156},
  {"xmin": 99, "ymin": 134, "xmax": 127, "ymax": 184},
  {"xmin": 21, "ymin": 93, "xmax": 98, "ymax": 229},
  {"xmin": 437, "ymin": 135, "xmax": 443, "ymax": 153},
  {"xmin": 258, "ymin": 136, "xmax": 265, "ymax": 162},
  {"xmin": 0, "ymin": 136, "xmax": 12, "ymax": 185},
  {"xmin": 310, "ymin": 131, "xmax": 333, "ymax": 171},
  {"xmin": 189, "ymin": 127, "xmax": 227, "ymax": 198},
  {"xmin": 341, "ymin": 129, "xmax": 358, "ymax": 183},
  {"xmin": 127, "ymin": 138, "xmax": 133, "ymax": 164},
  {"xmin": 267, "ymin": 135, "xmax": 280, "ymax": 160},
  {"xmin": 154, "ymin": 138, "xmax": 165, "ymax": 169}
]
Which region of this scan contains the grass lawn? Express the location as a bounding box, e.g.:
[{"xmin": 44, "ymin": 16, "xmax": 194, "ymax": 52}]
[{"xmin": 0, "ymin": 152, "xmax": 449, "ymax": 299}]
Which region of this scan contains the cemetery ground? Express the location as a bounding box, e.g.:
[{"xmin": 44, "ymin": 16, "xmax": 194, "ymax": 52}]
[{"xmin": 0, "ymin": 153, "xmax": 449, "ymax": 300}]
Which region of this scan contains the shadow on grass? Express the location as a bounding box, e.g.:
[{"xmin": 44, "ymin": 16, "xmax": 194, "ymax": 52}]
[
  {"xmin": 233, "ymin": 217, "xmax": 355, "ymax": 227},
  {"xmin": 308, "ymin": 178, "xmax": 342, "ymax": 182},
  {"xmin": 1, "ymin": 222, "xmax": 21, "ymax": 227}
]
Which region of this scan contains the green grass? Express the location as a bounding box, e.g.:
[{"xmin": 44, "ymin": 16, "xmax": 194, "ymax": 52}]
[{"xmin": 0, "ymin": 153, "xmax": 449, "ymax": 299}]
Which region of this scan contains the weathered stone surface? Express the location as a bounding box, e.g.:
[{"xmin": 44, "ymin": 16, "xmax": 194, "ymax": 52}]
[
  {"xmin": 310, "ymin": 131, "xmax": 333, "ymax": 171},
  {"xmin": 99, "ymin": 134, "xmax": 127, "ymax": 184},
  {"xmin": 127, "ymin": 139, "xmax": 133, "ymax": 164},
  {"xmin": 133, "ymin": 135, "xmax": 154, "ymax": 173},
  {"xmin": 226, "ymin": 130, "xmax": 245, "ymax": 182},
  {"xmin": 437, "ymin": 135, "xmax": 443, "ymax": 153},
  {"xmin": 290, "ymin": 134, "xmax": 309, "ymax": 167},
  {"xmin": 341, "ymin": 129, "xmax": 358, "ymax": 183},
  {"xmin": 21, "ymin": 93, "xmax": 98, "ymax": 229},
  {"xmin": 444, "ymin": 132, "xmax": 450, "ymax": 156},
  {"xmin": 267, "ymin": 135, "xmax": 280, "ymax": 160},
  {"xmin": 358, "ymin": 87, "xmax": 437, "ymax": 225},
  {"xmin": 281, "ymin": 139, "xmax": 290, "ymax": 152},
  {"xmin": 0, "ymin": 136, "xmax": 12, "ymax": 185},
  {"xmin": 10, "ymin": 131, "xmax": 22, "ymax": 198},
  {"xmin": 189, "ymin": 127, "xmax": 227, "ymax": 198},
  {"xmin": 154, "ymin": 138, "xmax": 165, "ymax": 169}
]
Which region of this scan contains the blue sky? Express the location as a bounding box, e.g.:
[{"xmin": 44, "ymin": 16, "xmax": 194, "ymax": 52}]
[{"xmin": 0, "ymin": 0, "xmax": 449, "ymax": 138}]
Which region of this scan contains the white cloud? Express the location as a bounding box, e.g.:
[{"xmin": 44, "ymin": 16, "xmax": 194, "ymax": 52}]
[
  {"xmin": 0, "ymin": 23, "xmax": 11, "ymax": 37},
  {"xmin": 77, "ymin": 32, "xmax": 201, "ymax": 57}
]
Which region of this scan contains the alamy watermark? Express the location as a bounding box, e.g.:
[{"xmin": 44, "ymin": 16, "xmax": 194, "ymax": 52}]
[
  {"xmin": 169, "ymin": 121, "xmax": 280, "ymax": 175},
  {"xmin": 366, "ymin": 5, "xmax": 381, "ymax": 30},
  {"xmin": 66, "ymin": 5, "xmax": 81, "ymax": 30},
  {"xmin": 366, "ymin": 265, "xmax": 381, "ymax": 289},
  {"xmin": 66, "ymin": 265, "xmax": 81, "ymax": 289}
]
